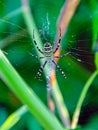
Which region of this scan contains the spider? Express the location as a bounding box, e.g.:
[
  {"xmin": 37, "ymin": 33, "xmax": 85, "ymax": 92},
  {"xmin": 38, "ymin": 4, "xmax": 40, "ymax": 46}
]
[{"xmin": 31, "ymin": 30, "xmax": 70, "ymax": 80}]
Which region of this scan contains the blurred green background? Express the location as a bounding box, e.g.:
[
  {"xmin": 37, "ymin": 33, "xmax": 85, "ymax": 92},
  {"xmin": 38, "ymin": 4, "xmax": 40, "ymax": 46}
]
[{"xmin": 0, "ymin": 0, "xmax": 98, "ymax": 129}]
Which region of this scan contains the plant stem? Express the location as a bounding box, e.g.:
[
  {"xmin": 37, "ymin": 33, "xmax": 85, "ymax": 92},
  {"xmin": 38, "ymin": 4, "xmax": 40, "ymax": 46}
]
[
  {"xmin": 21, "ymin": 0, "xmax": 70, "ymax": 128},
  {"xmin": 71, "ymin": 70, "xmax": 98, "ymax": 129},
  {"xmin": 21, "ymin": 0, "xmax": 48, "ymax": 74},
  {"xmin": 51, "ymin": 0, "xmax": 81, "ymax": 127},
  {"xmin": 52, "ymin": 77, "xmax": 70, "ymax": 128},
  {"xmin": 0, "ymin": 50, "xmax": 64, "ymax": 130}
]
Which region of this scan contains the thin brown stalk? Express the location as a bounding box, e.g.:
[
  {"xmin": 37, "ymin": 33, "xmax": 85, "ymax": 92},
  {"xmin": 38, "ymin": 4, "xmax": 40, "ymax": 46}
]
[
  {"xmin": 49, "ymin": 0, "xmax": 80, "ymax": 128},
  {"xmin": 57, "ymin": 0, "xmax": 80, "ymax": 36}
]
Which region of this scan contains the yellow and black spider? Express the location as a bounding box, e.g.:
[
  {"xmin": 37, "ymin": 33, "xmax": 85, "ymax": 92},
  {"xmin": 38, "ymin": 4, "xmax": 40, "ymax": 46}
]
[{"xmin": 31, "ymin": 30, "xmax": 70, "ymax": 80}]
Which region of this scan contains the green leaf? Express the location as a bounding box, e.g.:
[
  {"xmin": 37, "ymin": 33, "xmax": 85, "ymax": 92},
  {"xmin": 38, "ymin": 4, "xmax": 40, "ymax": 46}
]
[
  {"xmin": 90, "ymin": 0, "xmax": 98, "ymax": 50},
  {"xmin": 0, "ymin": 50, "xmax": 64, "ymax": 130},
  {"xmin": 95, "ymin": 52, "xmax": 98, "ymax": 69}
]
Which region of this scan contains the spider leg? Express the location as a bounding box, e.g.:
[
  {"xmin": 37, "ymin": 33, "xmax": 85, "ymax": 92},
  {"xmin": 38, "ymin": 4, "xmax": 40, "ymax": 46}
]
[
  {"xmin": 35, "ymin": 60, "xmax": 47, "ymax": 80},
  {"xmin": 52, "ymin": 60, "xmax": 66, "ymax": 79},
  {"xmin": 33, "ymin": 30, "xmax": 44, "ymax": 54},
  {"xmin": 54, "ymin": 52, "xmax": 71, "ymax": 59},
  {"xmin": 53, "ymin": 28, "xmax": 61, "ymax": 54},
  {"xmin": 29, "ymin": 52, "xmax": 45, "ymax": 59}
]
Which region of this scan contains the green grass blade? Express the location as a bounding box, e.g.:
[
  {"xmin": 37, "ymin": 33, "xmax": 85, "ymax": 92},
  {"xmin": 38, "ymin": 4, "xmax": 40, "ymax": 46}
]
[
  {"xmin": 71, "ymin": 70, "xmax": 98, "ymax": 129},
  {"xmin": 0, "ymin": 50, "xmax": 64, "ymax": 130},
  {"xmin": 52, "ymin": 81, "xmax": 70, "ymax": 127},
  {"xmin": 95, "ymin": 52, "xmax": 98, "ymax": 70},
  {"xmin": 2, "ymin": 8, "xmax": 22, "ymax": 20},
  {"xmin": 0, "ymin": 106, "xmax": 27, "ymax": 130}
]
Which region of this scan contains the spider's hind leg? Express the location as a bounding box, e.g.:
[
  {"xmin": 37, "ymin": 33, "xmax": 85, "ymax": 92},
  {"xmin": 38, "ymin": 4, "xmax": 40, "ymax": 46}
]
[
  {"xmin": 35, "ymin": 60, "xmax": 47, "ymax": 81},
  {"xmin": 52, "ymin": 60, "xmax": 66, "ymax": 79}
]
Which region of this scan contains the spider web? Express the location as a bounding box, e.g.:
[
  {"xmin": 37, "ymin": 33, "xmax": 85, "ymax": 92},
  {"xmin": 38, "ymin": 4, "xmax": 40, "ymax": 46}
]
[
  {"xmin": 0, "ymin": 0, "xmax": 98, "ymax": 128},
  {"xmin": 0, "ymin": 8, "xmax": 95, "ymax": 73},
  {"xmin": 0, "ymin": 3, "xmax": 96, "ymax": 88}
]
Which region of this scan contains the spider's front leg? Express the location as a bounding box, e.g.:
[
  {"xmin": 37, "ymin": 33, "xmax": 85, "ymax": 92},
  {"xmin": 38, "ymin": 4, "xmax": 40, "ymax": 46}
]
[
  {"xmin": 53, "ymin": 28, "xmax": 62, "ymax": 54},
  {"xmin": 33, "ymin": 30, "xmax": 44, "ymax": 54},
  {"xmin": 29, "ymin": 52, "xmax": 45, "ymax": 59}
]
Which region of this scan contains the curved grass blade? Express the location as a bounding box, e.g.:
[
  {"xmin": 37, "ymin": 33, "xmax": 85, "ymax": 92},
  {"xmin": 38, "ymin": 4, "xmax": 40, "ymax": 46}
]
[
  {"xmin": 0, "ymin": 50, "xmax": 64, "ymax": 130},
  {"xmin": 0, "ymin": 106, "xmax": 27, "ymax": 130}
]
